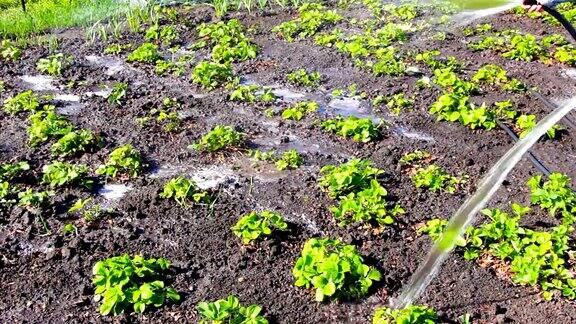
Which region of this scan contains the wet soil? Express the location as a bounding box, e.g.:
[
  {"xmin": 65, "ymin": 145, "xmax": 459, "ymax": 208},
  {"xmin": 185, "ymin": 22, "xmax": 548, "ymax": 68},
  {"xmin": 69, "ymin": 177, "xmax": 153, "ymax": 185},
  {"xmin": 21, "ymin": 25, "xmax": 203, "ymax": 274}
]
[{"xmin": 0, "ymin": 3, "xmax": 575, "ymax": 323}]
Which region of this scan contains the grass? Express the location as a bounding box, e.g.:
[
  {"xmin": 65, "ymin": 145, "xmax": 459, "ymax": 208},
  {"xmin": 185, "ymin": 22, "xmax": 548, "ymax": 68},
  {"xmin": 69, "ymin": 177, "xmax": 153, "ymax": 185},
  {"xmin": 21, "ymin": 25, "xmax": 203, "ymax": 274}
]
[{"xmin": 0, "ymin": 0, "xmax": 129, "ymax": 38}]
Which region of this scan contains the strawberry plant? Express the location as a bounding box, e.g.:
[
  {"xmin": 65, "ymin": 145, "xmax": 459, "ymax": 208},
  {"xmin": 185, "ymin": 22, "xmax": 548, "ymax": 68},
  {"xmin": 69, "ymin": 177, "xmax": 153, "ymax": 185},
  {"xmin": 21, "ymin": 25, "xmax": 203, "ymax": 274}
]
[
  {"xmin": 275, "ymin": 149, "xmax": 303, "ymax": 171},
  {"xmin": 155, "ymin": 60, "xmax": 185, "ymax": 77},
  {"xmin": 318, "ymin": 159, "xmax": 383, "ymax": 198},
  {"xmin": 42, "ymin": 161, "xmax": 92, "ymax": 188},
  {"xmin": 281, "ymin": 101, "xmax": 318, "ymax": 121},
  {"xmin": 107, "ymin": 82, "xmax": 128, "ymax": 106},
  {"xmin": 211, "ymin": 40, "xmax": 258, "ymax": 64},
  {"xmin": 399, "ymin": 150, "xmax": 432, "ymax": 166},
  {"xmin": 330, "ymin": 179, "xmax": 404, "ymax": 227},
  {"xmin": 232, "ymin": 211, "xmax": 288, "ymax": 244},
  {"xmin": 92, "ymin": 254, "xmax": 180, "ymax": 315},
  {"xmin": 554, "ymin": 45, "xmax": 576, "ymax": 66},
  {"xmin": 127, "ymin": 42, "xmax": 161, "ymax": 63},
  {"xmin": 18, "ymin": 189, "xmax": 52, "ymax": 208},
  {"xmin": 159, "ymin": 177, "xmax": 209, "ymax": 206},
  {"xmin": 51, "ymin": 129, "xmax": 100, "ymax": 157},
  {"xmin": 370, "ymin": 48, "xmax": 406, "ymax": 76},
  {"xmin": 372, "ymin": 305, "xmax": 438, "ymax": 324},
  {"xmin": 286, "ymin": 69, "xmax": 321, "ymax": 87},
  {"xmin": 191, "ymin": 125, "xmax": 245, "ymax": 152},
  {"xmin": 503, "ymin": 34, "xmax": 545, "ymax": 62},
  {"xmin": 412, "ymin": 164, "xmax": 464, "ymax": 194},
  {"xmin": 104, "ymin": 43, "xmax": 132, "ymax": 55},
  {"xmin": 229, "ymin": 84, "xmax": 276, "ymax": 103},
  {"xmin": 27, "ymin": 109, "xmax": 73, "ymax": 147},
  {"xmin": 473, "ymin": 64, "xmax": 527, "ymax": 93},
  {"xmin": 272, "ymin": 3, "xmax": 342, "ymax": 42},
  {"xmin": 196, "ymin": 295, "xmax": 268, "ymax": 324},
  {"xmin": 37, "ymin": 53, "xmax": 71, "ymax": 76},
  {"xmin": 3, "ymin": 90, "xmax": 41, "ymax": 115},
  {"xmin": 527, "ymin": 173, "xmax": 575, "ymax": 219},
  {"xmin": 0, "ymin": 161, "xmax": 30, "ymax": 182},
  {"xmin": 0, "ymin": 40, "xmax": 21, "ymax": 61},
  {"xmin": 96, "ymin": 144, "xmax": 143, "ymax": 179},
  {"xmin": 191, "ymin": 61, "xmax": 233, "ymax": 89},
  {"xmin": 384, "ymin": 92, "xmax": 414, "ymax": 115},
  {"xmin": 144, "ymin": 24, "xmax": 180, "ymax": 46},
  {"xmin": 321, "ymin": 116, "xmax": 380, "ymax": 143},
  {"xmin": 429, "ymin": 92, "xmax": 496, "ymax": 130},
  {"xmin": 293, "ymin": 238, "xmax": 381, "ymax": 301},
  {"xmin": 516, "ymin": 114, "xmax": 563, "ymax": 139}
]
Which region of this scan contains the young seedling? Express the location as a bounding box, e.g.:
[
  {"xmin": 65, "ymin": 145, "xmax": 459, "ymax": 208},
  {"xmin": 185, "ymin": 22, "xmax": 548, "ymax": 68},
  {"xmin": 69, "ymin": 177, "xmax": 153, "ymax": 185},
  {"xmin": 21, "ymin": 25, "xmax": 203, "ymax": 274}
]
[
  {"xmin": 92, "ymin": 254, "xmax": 180, "ymax": 315},
  {"xmin": 286, "ymin": 69, "xmax": 321, "ymax": 87},
  {"xmin": 372, "ymin": 305, "xmax": 438, "ymax": 324},
  {"xmin": 62, "ymin": 223, "xmax": 77, "ymax": 235},
  {"xmin": 527, "ymin": 172, "xmax": 575, "ymax": 218},
  {"xmin": 281, "ymin": 101, "xmax": 318, "ymax": 121},
  {"xmin": 2, "ymin": 90, "xmax": 40, "ymax": 115},
  {"xmin": 0, "ymin": 161, "xmax": 30, "ymax": 182},
  {"xmin": 107, "ymin": 82, "xmax": 128, "ymax": 105},
  {"xmin": 293, "ymin": 238, "xmax": 381, "ymax": 301},
  {"xmin": 272, "ymin": 3, "xmax": 342, "ymax": 42},
  {"xmin": 516, "ymin": 114, "xmax": 564, "ymax": 139},
  {"xmin": 127, "ymin": 42, "xmax": 161, "ymax": 63},
  {"xmin": 96, "ymin": 144, "xmax": 143, "ymax": 179},
  {"xmin": 232, "ymin": 211, "xmax": 288, "ymax": 244},
  {"xmin": 196, "ymin": 295, "xmax": 268, "ymax": 323},
  {"xmin": 385, "ymin": 92, "xmax": 414, "ymax": 115},
  {"xmin": 399, "ymin": 150, "xmax": 432, "ymax": 166},
  {"xmin": 51, "ymin": 129, "xmax": 100, "ymax": 157},
  {"xmin": 412, "ymin": 164, "xmax": 464, "ymax": 194},
  {"xmin": 159, "ymin": 177, "xmax": 209, "ymax": 206},
  {"xmin": 191, "ymin": 125, "xmax": 245, "ymax": 152},
  {"xmin": 27, "ymin": 109, "xmax": 73, "ymax": 147},
  {"xmin": 42, "ymin": 161, "xmax": 92, "ymax": 188},
  {"xmin": 321, "ymin": 116, "xmax": 380, "ymax": 143},
  {"xmin": 191, "ymin": 61, "xmax": 233, "ymax": 89},
  {"xmin": 37, "ymin": 53, "xmax": 71, "ymax": 76},
  {"xmin": 318, "ymin": 159, "xmax": 383, "ymax": 198},
  {"xmin": 275, "ymin": 149, "xmax": 303, "ymax": 171},
  {"xmin": 104, "ymin": 43, "xmax": 132, "ymax": 55}
]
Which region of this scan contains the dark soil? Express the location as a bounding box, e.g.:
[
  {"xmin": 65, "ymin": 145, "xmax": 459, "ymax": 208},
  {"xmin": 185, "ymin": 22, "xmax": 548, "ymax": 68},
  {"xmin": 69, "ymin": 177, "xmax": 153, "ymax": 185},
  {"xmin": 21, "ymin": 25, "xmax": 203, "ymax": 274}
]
[{"xmin": 0, "ymin": 3, "xmax": 575, "ymax": 323}]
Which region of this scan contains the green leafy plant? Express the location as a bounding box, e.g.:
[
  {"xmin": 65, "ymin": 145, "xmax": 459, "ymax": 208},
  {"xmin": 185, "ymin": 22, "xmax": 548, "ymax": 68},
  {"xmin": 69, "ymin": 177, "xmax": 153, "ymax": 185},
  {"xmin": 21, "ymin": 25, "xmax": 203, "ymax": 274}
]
[
  {"xmin": 159, "ymin": 177, "xmax": 209, "ymax": 206},
  {"xmin": 42, "ymin": 161, "xmax": 92, "ymax": 188},
  {"xmin": 503, "ymin": 34, "xmax": 545, "ymax": 62},
  {"xmin": 51, "ymin": 129, "xmax": 100, "ymax": 157},
  {"xmin": 127, "ymin": 42, "xmax": 161, "ymax": 63},
  {"xmin": 191, "ymin": 61, "xmax": 233, "ymax": 89},
  {"xmin": 287, "ymin": 69, "xmax": 321, "ymax": 87},
  {"xmin": 372, "ymin": 305, "xmax": 438, "ymax": 324},
  {"xmin": 321, "ymin": 116, "xmax": 380, "ymax": 142},
  {"xmin": 412, "ymin": 164, "xmax": 463, "ymax": 194},
  {"xmin": 399, "ymin": 150, "xmax": 432, "ymax": 166},
  {"xmin": 18, "ymin": 189, "xmax": 52, "ymax": 208},
  {"xmin": 107, "ymin": 82, "xmax": 128, "ymax": 105},
  {"xmin": 275, "ymin": 149, "xmax": 303, "ymax": 171},
  {"xmin": 318, "ymin": 159, "xmax": 383, "ymax": 198},
  {"xmin": 282, "ymin": 101, "xmax": 318, "ymax": 121},
  {"xmin": 62, "ymin": 223, "xmax": 77, "ymax": 235},
  {"xmin": 37, "ymin": 53, "xmax": 71, "ymax": 76},
  {"xmin": 232, "ymin": 211, "xmax": 288, "ymax": 244},
  {"xmin": 516, "ymin": 114, "xmax": 563, "ymax": 139},
  {"xmin": 145, "ymin": 24, "xmax": 180, "ymax": 45},
  {"xmin": 272, "ymin": 3, "xmax": 342, "ymax": 42},
  {"xmin": 527, "ymin": 173, "xmax": 575, "ymax": 219},
  {"xmin": 0, "ymin": 40, "xmax": 22, "ymax": 61},
  {"xmin": 155, "ymin": 60, "xmax": 185, "ymax": 77},
  {"xmin": 0, "ymin": 161, "xmax": 30, "ymax": 182},
  {"xmin": 196, "ymin": 295, "xmax": 268, "ymax": 324},
  {"xmin": 429, "ymin": 92, "xmax": 496, "ymax": 130},
  {"xmin": 293, "ymin": 238, "xmax": 381, "ymax": 301},
  {"xmin": 92, "ymin": 254, "xmax": 180, "ymax": 315},
  {"xmin": 229, "ymin": 84, "xmax": 276, "ymax": 103},
  {"xmin": 104, "ymin": 43, "xmax": 132, "ymax": 55},
  {"xmin": 191, "ymin": 125, "xmax": 245, "ymax": 152},
  {"xmin": 384, "ymin": 92, "xmax": 414, "ymax": 115},
  {"xmin": 96, "ymin": 144, "xmax": 143, "ymax": 179},
  {"xmin": 27, "ymin": 109, "xmax": 73, "ymax": 147},
  {"xmin": 2, "ymin": 90, "xmax": 40, "ymax": 115}
]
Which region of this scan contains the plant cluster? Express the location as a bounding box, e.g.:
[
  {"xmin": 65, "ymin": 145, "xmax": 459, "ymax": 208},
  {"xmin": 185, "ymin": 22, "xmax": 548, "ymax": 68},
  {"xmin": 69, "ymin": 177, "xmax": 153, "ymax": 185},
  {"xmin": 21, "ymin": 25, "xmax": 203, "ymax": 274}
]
[
  {"xmin": 107, "ymin": 82, "xmax": 128, "ymax": 105},
  {"xmin": 515, "ymin": 114, "xmax": 564, "ymax": 139},
  {"xmin": 92, "ymin": 254, "xmax": 180, "ymax": 315},
  {"xmin": 420, "ymin": 173, "xmax": 576, "ymax": 301},
  {"xmin": 293, "ymin": 238, "xmax": 381, "ymax": 301},
  {"xmin": 412, "ymin": 164, "xmax": 464, "ymax": 194},
  {"xmin": 42, "ymin": 161, "xmax": 92, "ymax": 188},
  {"xmin": 191, "ymin": 125, "xmax": 245, "ymax": 152},
  {"xmin": 275, "ymin": 149, "xmax": 304, "ymax": 171},
  {"xmin": 127, "ymin": 42, "xmax": 161, "ymax": 63},
  {"xmin": 281, "ymin": 101, "xmax": 318, "ymax": 121},
  {"xmin": 104, "ymin": 43, "xmax": 132, "ymax": 55},
  {"xmin": 37, "ymin": 53, "xmax": 72, "ymax": 76},
  {"xmin": 472, "ymin": 64, "xmax": 527, "ymax": 93},
  {"xmin": 232, "ymin": 211, "xmax": 288, "ymax": 244},
  {"xmin": 273, "ymin": 3, "xmax": 342, "ymax": 42},
  {"xmin": 0, "ymin": 161, "xmax": 30, "ymax": 182},
  {"xmin": 155, "ymin": 60, "xmax": 185, "ymax": 77},
  {"xmin": 286, "ymin": 69, "xmax": 322, "ymax": 87},
  {"xmin": 51, "ymin": 129, "xmax": 100, "ymax": 157},
  {"xmin": 196, "ymin": 295, "xmax": 268, "ymax": 324},
  {"xmin": 319, "ymin": 159, "xmax": 403, "ymax": 226},
  {"xmin": 144, "ymin": 23, "xmax": 180, "ymax": 46},
  {"xmin": 27, "ymin": 109, "xmax": 74, "ymax": 147},
  {"xmin": 0, "ymin": 39, "xmax": 21, "ymax": 61},
  {"xmin": 382, "ymin": 92, "xmax": 414, "ymax": 115},
  {"xmin": 191, "ymin": 61, "xmax": 233, "ymax": 90},
  {"xmin": 372, "ymin": 305, "xmax": 438, "ymax": 324},
  {"xmin": 96, "ymin": 144, "xmax": 143, "ymax": 179},
  {"xmin": 399, "ymin": 150, "xmax": 432, "ymax": 166},
  {"xmin": 2, "ymin": 90, "xmax": 41, "ymax": 115},
  {"xmin": 229, "ymin": 84, "xmax": 277, "ymax": 103},
  {"xmin": 159, "ymin": 177, "xmax": 209, "ymax": 206},
  {"xmin": 321, "ymin": 116, "xmax": 380, "ymax": 142}
]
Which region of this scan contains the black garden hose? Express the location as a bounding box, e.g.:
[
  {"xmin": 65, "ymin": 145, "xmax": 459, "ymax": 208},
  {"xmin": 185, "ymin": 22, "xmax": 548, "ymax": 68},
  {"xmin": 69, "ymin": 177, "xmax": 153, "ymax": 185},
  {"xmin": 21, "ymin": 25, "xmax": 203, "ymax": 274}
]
[{"xmin": 541, "ymin": 3, "xmax": 576, "ymax": 42}]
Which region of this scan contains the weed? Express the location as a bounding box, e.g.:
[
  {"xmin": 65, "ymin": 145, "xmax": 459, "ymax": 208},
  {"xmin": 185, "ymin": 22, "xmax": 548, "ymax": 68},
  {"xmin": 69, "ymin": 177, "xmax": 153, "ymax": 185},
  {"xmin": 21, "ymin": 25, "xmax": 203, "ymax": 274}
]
[
  {"xmin": 275, "ymin": 149, "xmax": 303, "ymax": 171},
  {"xmin": 232, "ymin": 211, "xmax": 288, "ymax": 244},
  {"xmin": 191, "ymin": 125, "xmax": 245, "ymax": 152},
  {"xmin": 282, "ymin": 101, "xmax": 318, "ymax": 121},
  {"xmin": 321, "ymin": 116, "xmax": 380, "ymax": 142},
  {"xmin": 127, "ymin": 42, "xmax": 161, "ymax": 63},
  {"xmin": 159, "ymin": 177, "xmax": 209, "ymax": 206},
  {"xmin": 96, "ymin": 144, "xmax": 143, "ymax": 179},
  {"xmin": 412, "ymin": 165, "xmax": 463, "ymax": 194},
  {"xmin": 293, "ymin": 238, "xmax": 381, "ymax": 301},
  {"xmin": 287, "ymin": 69, "xmax": 321, "ymax": 87},
  {"xmin": 196, "ymin": 295, "xmax": 268, "ymax": 323},
  {"xmin": 92, "ymin": 254, "xmax": 180, "ymax": 315},
  {"xmin": 42, "ymin": 161, "xmax": 92, "ymax": 188}
]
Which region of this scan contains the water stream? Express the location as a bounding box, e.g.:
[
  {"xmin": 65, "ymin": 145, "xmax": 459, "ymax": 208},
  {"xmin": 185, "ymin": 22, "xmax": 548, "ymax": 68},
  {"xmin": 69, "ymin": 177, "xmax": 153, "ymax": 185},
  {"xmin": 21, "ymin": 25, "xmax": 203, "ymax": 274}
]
[{"xmin": 391, "ymin": 98, "xmax": 576, "ymax": 309}]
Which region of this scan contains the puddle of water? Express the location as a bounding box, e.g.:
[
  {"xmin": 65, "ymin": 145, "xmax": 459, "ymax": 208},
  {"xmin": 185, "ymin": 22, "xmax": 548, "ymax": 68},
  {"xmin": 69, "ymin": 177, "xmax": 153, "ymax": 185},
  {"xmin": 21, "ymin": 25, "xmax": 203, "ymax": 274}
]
[
  {"xmin": 392, "ymin": 126, "xmax": 436, "ymax": 143},
  {"xmin": 54, "ymin": 93, "xmax": 85, "ymax": 115},
  {"xmin": 272, "ymin": 88, "xmax": 305, "ymax": 101},
  {"xmin": 84, "ymin": 88, "xmax": 112, "ymax": 98},
  {"xmin": 150, "ymin": 164, "xmax": 190, "ymax": 179},
  {"xmin": 19, "ymin": 75, "xmax": 57, "ymax": 91},
  {"xmin": 98, "ymin": 184, "xmax": 133, "ymax": 200},
  {"xmin": 54, "ymin": 94, "xmax": 80, "ymax": 102},
  {"xmin": 191, "ymin": 166, "xmax": 239, "ymax": 190},
  {"xmin": 323, "ymin": 96, "xmax": 383, "ymax": 123},
  {"xmin": 85, "ymin": 55, "xmax": 125, "ymax": 76}
]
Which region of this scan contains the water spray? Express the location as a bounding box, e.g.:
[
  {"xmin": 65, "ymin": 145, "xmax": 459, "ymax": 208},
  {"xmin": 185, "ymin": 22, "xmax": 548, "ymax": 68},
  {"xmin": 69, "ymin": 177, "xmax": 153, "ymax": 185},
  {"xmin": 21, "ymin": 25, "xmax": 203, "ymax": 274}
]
[{"xmin": 392, "ymin": 0, "xmax": 576, "ymax": 309}]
